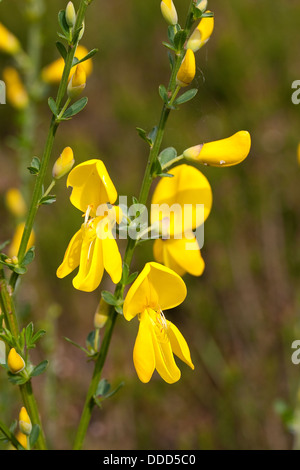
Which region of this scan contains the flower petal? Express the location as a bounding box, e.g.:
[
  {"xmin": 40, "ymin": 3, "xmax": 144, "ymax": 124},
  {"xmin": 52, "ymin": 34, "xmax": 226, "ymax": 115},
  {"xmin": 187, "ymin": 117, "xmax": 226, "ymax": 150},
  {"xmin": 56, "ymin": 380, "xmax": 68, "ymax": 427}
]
[
  {"xmin": 101, "ymin": 235, "xmax": 122, "ymax": 285},
  {"xmin": 72, "ymin": 237, "xmax": 104, "ymax": 292},
  {"xmin": 133, "ymin": 312, "xmax": 156, "ymax": 383},
  {"xmin": 167, "ymin": 320, "xmax": 194, "ymax": 370},
  {"xmin": 67, "ymin": 159, "xmax": 117, "ymax": 214},
  {"xmin": 151, "ymin": 326, "xmax": 181, "ymax": 384},
  {"xmin": 151, "ymin": 164, "xmax": 213, "ymax": 235},
  {"xmin": 184, "ymin": 131, "xmax": 251, "ymax": 167},
  {"xmin": 164, "ymin": 236, "xmax": 205, "ymax": 277},
  {"xmin": 56, "ymin": 228, "xmax": 82, "ymax": 278},
  {"xmin": 123, "ymin": 262, "xmax": 187, "ymax": 321}
]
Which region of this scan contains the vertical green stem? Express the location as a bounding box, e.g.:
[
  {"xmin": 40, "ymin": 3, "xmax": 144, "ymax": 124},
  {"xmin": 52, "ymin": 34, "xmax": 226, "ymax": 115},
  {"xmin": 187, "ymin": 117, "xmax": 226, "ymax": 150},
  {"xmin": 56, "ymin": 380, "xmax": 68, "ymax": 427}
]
[
  {"xmin": 73, "ymin": 1, "xmax": 197, "ymax": 449},
  {"xmin": 20, "ymin": 381, "xmax": 47, "ymax": 450}
]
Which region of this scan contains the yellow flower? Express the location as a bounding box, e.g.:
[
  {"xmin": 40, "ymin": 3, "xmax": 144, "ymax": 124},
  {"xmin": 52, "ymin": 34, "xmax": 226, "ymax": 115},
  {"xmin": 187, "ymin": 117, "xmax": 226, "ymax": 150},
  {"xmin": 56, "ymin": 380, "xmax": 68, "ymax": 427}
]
[
  {"xmin": 57, "ymin": 205, "xmax": 122, "ymax": 292},
  {"xmin": 5, "ymin": 188, "xmax": 27, "ymax": 218},
  {"xmin": 7, "ymin": 348, "xmax": 25, "ymax": 374},
  {"xmin": 52, "ymin": 147, "xmax": 75, "ymax": 180},
  {"xmin": 67, "ymin": 64, "xmax": 86, "ymax": 99},
  {"xmin": 41, "ymin": 45, "xmax": 93, "ymax": 84},
  {"xmin": 15, "ymin": 431, "xmax": 27, "ymax": 449},
  {"xmin": 3, "ymin": 67, "xmax": 29, "ymax": 110},
  {"xmin": 8, "ymin": 223, "xmax": 35, "ymax": 259},
  {"xmin": 183, "ymin": 131, "xmax": 251, "ymax": 167},
  {"xmin": 160, "ymin": 0, "xmax": 178, "ymax": 26},
  {"xmin": 176, "ymin": 49, "xmax": 196, "ymax": 87},
  {"xmin": 123, "ymin": 262, "xmax": 194, "ymax": 384},
  {"xmin": 186, "ymin": 12, "xmax": 214, "ymax": 52},
  {"xmin": 297, "ymin": 143, "xmax": 300, "ymax": 166},
  {"xmin": 151, "ymin": 164, "xmax": 212, "ymax": 237},
  {"xmin": 19, "ymin": 407, "xmax": 32, "ymax": 436},
  {"xmin": 66, "ymin": 159, "xmax": 118, "ymax": 216},
  {"xmin": 153, "ymin": 236, "xmax": 205, "ymax": 277},
  {"xmin": 0, "ymin": 23, "xmax": 21, "ymax": 55},
  {"xmin": 151, "ymin": 164, "xmax": 211, "ymax": 276}
]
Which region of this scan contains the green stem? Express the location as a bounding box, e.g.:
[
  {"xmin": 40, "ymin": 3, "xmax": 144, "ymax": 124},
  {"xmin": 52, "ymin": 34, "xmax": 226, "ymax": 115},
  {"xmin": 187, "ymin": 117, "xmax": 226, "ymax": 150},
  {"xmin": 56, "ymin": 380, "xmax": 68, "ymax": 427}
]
[
  {"xmin": 20, "ymin": 381, "xmax": 47, "ymax": 450},
  {"xmin": 9, "ymin": 0, "xmax": 93, "ymax": 290},
  {"xmin": 42, "ymin": 180, "xmax": 56, "ymax": 200},
  {"xmin": 0, "ymin": 419, "xmax": 26, "ymax": 450},
  {"xmin": 73, "ymin": 0, "xmax": 195, "ymax": 450}
]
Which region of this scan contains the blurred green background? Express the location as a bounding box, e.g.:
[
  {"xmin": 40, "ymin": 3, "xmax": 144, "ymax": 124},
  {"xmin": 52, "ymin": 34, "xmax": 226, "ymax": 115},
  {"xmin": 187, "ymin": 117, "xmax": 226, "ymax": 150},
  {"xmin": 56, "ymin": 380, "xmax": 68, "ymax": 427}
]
[{"xmin": 0, "ymin": 0, "xmax": 300, "ymax": 450}]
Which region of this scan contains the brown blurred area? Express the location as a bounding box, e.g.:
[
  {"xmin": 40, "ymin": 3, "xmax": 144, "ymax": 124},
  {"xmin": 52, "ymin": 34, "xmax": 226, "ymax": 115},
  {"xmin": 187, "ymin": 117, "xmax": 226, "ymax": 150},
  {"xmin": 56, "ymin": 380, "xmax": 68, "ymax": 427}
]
[{"xmin": 0, "ymin": 0, "xmax": 300, "ymax": 450}]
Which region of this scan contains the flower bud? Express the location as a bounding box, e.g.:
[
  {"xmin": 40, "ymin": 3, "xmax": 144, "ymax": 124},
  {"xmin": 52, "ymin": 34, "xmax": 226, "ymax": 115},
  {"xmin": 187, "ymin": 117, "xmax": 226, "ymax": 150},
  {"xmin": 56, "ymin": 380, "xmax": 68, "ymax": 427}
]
[
  {"xmin": 176, "ymin": 49, "xmax": 196, "ymax": 87},
  {"xmin": 186, "ymin": 12, "xmax": 214, "ymax": 52},
  {"xmin": 160, "ymin": 0, "xmax": 178, "ymax": 26},
  {"xmin": 3, "ymin": 67, "xmax": 29, "ymax": 110},
  {"xmin": 5, "ymin": 188, "xmax": 27, "ymax": 218},
  {"xmin": 183, "ymin": 131, "xmax": 251, "ymax": 167},
  {"xmin": 52, "ymin": 147, "xmax": 75, "ymax": 180},
  {"xmin": 67, "ymin": 64, "xmax": 86, "ymax": 99},
  {"xmin": 15, "ymin": 431, "xmax": 27, "ymax": 449},
  {"xmin": 196, "ymin": 0, "xmax": 208, "ymax": 12},
  {"xmin": 94, "ymin": 298, "xmax": 110, "ymax": 329},
  {"xmin": 78, "ymin": 20, "xmax": 85, "ymax": 41},
  {"xmin": 7, "ymin": 348, "xmax": 25, "ymax": 374},
  {"xmin": 19, "ymin": 407, "xmax": 32, "ymax": 436},
  {"xmin": 0, "ymin": 23, "xmax": 21, "ymax": 55},
  {"xmin": 65, "ymin": 2, "xmax": 76, "ymax": 28}
]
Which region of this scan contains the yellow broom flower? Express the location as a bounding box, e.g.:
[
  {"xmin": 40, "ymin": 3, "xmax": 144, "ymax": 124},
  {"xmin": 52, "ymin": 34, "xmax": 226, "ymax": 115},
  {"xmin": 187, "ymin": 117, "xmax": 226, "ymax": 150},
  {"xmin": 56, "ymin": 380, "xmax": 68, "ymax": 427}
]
[
  {"xmin": 183, "ymin": 131, "xmax": 251, "ymax": 167},
  {"xmin": 67, "ymin": 64, "xmax": 86, "ymax": 99},
  {"xmin": 0, "ymin": 23, "xmax": 21, "ymax": 55},
  {"xmin": 176, "ymin": 49, "xmax": 196, "ymax": 87},
  {"xmin": 3, "ymin": 67, "xmax": 29, "ymax": 110},
  {"xmin": 5, "ymin": 188, "xmax": 27, "ymax": 218},
  {"xmin": 186, "ymin": 12, "xmax": 214, "ymax": 52},
  {"xmin": 7, "ymin": 348, "xmax": 25, "ymax": 374},
  {"xmin": 18, "ymin": 407, "xmax": 32, "ymax": 436},
  {"xmin": 123, "ymin": 262, "xmax": 194, "ymax": 384},
  {"xmin": 52, "ymin": 147, "xmax": 75, "ymax": 180}
]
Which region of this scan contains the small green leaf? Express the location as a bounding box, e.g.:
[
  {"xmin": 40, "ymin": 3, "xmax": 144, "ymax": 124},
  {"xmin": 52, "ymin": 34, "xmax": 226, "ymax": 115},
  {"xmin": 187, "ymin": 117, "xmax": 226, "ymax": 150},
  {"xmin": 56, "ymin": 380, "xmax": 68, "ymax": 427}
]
[
  {"xmin": 175, "ymin": 88, "xmax": 198, "ymax": 105},
  {"xmin": 158, "ymin": 147, "xmax": 177, "ymax": 168},
  {"xmin": 58, "ymin": 10, "xmax": 70, "ymax": 36},
  {"xmin": 162, "ymin": 41, "xmax": 176, "ymax": 52},
  {"xmin": 55, "ymin": 41, "xmax": 67, "ymax": 60},
  {"xmin": 159, "ymin": 84, "xmax": 168, "ymax": 104},
  {"xmin": 136, "ymin": 127, "xmax": 153, "ymax": 146},
  {"xmin": 126, "ymin": 272, "xmax": 138, "ymax": 285},
  {"xmin": 74, "ymin": 48, "xmax": 98, "ymax": 65},
  {"xmin": 25, "ymin": 322, "xmax": 34, "ymax": 347},
  {"xmin": 64, "ymin": 336, "xmax": 89, "ymax": 354},
  {"xmin": 29, "ymin": 424, "xmax": 40, "ymax": 448},
  {"xmin": 157, "ymin": 172, "xmax": 174, "ymax": 178},
  {"xmin": 22, "ymin": 247, "xmax": 35, "ymax": 267},
  {"xmin": 174, "ymin": 30, "xmax": 187, "ymax": 51},
  {"xmin": 27, "ymin": 156, "xmax": 41, "ymax": 175},
  {"xmin": 7, "ymin": 372, "xmax": 28, "ymax": 385},
  {"xmin": 62, "ymin": 97, "xmax": 88, "ymax": 119},
  {"xmin": 101, "ymin": 291, "xmax": 118, "ymax": 306},
  {"xmin": 48, "ymin": 97, "xmax": 58, "ymax": 116},
  {"xmin": 31, "ymin": 360, "xmax": 49, "ymax": 377},
  {"xmin": 13, "ymin": 266, "xmax": 27, "ymax": 275},
  {"xmin": 31, "ymin": 329, "xmax": 46, "ymax": 346},
  {"xmin": 96, "ymin": 378, "xmax": 111, "ymax": 397},
  {"xmin": 39, "ymin": 195, "xmax": 56, "ymax": 205}
]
